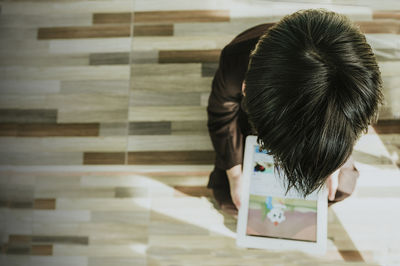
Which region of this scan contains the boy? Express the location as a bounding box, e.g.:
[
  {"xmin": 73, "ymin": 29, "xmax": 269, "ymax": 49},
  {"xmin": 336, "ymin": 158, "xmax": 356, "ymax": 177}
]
[{"xmin": 207, "ymin": 9, "xmax": 383, "ymax": 212}]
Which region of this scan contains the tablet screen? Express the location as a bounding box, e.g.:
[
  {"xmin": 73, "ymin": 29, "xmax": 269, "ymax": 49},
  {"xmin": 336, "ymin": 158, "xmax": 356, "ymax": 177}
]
[{"xmin": 246, "ymin": 144, "xmax": 318, "ymax": 242}]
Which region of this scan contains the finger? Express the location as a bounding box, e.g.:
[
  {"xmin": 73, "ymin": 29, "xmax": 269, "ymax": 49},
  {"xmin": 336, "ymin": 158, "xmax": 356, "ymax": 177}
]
[{"xmin": 328, "ymin": 169, "xmax": 339, "ymax": 201}]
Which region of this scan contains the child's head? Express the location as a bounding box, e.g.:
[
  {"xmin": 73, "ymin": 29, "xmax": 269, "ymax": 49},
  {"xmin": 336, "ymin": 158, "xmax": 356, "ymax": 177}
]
[{"xmin": 243, "ymin": 9, "xmax": 383, "ymax": 196}]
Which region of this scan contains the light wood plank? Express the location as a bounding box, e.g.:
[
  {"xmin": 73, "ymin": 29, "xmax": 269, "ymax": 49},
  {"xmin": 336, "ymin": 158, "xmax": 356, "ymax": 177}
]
[
  {"xmin": 129, "ymin": 106, "xmax": 206, "ymax": 121},
  {"xmin": 127, "ymin": 135, "xmax": 212, "ymax": 151},
  {"xmin": 49, "ymin": 38, "xmax": 132, "ymax": 54},
  {"xmin": 131, "ymin": 76, "xmax": 212, "ymax": 92},
  {"xmin": 0, "ymin": 80, "xmax": 60, "ymax": 95},
  {"xmin": 0, "ymin": 152, "xmax": 83, "ymax": 165},
  {"xmin": 1, "ymin": 1, "xmax": 133, "ymax": 15},
  {"xmin": 0, "ymin": 66, "xmax": 130, "ymax": 80},
  {"xmin": 58, "ymin": 109, "xmax": 128, "ymax": 123},
  {"xmin": 131, "ymin": 36, "xmax": 234, "ymax": 51},
  {"xmin": 0, "ymin": 137, "xmax": 127, "ymax": 152}
]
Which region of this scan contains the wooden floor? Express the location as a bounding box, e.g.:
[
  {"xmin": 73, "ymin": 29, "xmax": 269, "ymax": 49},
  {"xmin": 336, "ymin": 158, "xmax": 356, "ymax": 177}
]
[{"xmin": 0, "ymin": 0, "xmax": 399, "ymax": 265}]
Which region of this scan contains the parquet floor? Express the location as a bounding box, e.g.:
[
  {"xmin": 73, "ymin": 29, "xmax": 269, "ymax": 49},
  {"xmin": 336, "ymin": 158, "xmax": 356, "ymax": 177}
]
[{"xmin": 0, "ymin": 0, "xmax": 399, "ymax": 265}]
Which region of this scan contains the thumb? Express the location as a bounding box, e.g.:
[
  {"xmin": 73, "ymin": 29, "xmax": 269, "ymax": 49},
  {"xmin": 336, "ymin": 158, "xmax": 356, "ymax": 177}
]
[{"xmin": 328, "ymin": 169, "xmax": 339, "ymax": 201}]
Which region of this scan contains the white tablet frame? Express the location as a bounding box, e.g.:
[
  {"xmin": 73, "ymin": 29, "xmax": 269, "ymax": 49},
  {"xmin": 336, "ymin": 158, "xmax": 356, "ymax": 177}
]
[{"xmin": 236, "ymin": 135, "xmax": 327, "ymax": 255}]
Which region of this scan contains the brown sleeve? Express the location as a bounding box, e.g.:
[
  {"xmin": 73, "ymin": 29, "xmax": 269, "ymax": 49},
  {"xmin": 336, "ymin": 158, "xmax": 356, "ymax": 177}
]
[
  {"xmin": 207, "ymin": 48, "xmax": 244, "ymax": 170},
  {"xmin": 328, "ymin": 155, "xmax": 359, "ymax": 206}
]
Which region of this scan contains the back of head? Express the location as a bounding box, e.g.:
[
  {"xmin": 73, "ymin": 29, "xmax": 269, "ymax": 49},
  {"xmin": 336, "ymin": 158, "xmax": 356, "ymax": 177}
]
[{"xmin": 243, "ymin": 8, "xmax": 383, "ymax": 196}]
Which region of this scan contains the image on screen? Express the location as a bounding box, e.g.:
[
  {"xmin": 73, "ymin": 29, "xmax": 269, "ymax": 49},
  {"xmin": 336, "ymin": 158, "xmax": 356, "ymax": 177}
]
[{"xmin": 245, "ymin": 145, "xmax": 318, "ymax": 242}]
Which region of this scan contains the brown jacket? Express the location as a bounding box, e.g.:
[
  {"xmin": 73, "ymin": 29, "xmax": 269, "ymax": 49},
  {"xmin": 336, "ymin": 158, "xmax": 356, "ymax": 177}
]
[{"xmin": 206, "ymin": 23, "xmax": 359, "ymax": 205}]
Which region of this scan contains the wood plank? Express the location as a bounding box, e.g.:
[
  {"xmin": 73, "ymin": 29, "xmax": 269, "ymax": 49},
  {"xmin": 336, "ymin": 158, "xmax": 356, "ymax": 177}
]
[
  {"xmin": 373, "ymin": 11, "xmax": 400, "ymax": 20},
  {"xmin": 58, "ymin": 109, "xmax": 128, "ymax": 123},
  {"xmin": 0, "ymin": 123, "xmax": 99, "ymax": 137},
  {"xmin": 131, "ymin": 35, "xmax": 233, "ymax": 51},
  {"xmin": 131, "ymin": 63, "xmax": 201, "ymax": 77},
  {"xmin": 4, "ymin": 245, "xmax": 30, "ymax": 255},
  {"xmin": 134, "ymin": 10, "xmax": 230, "ymax": 23},
  {"xmin": 201, "ymin": 62, "xmax": 218, "ymax": 77},
  {"xmin": 173, "ymin": 186, "xmax": 213, "ymax": 198},
  {"xmin": 373, "ymin": 120, "xmax": 400, "ymax": 134},
  {"xmin": 93, "ymin": 12, "xmax": 131, "ymax": 24},
  {"xmin": 83, "ymin": 152, "xmax": 125, "ymax": 165},
  {"xmin": 94, "ymin": 10, "xmax": 230, "ymax": 23},
  {"xmin": 134, "ymin": 24, "xmax": 173, "ymax": 36},
  {"xmin": 49, "ymin": 38, "xmax": 132, "ymax": 54},
  {"xmin": 34, "ymin": 199, "xmax": 56, "ymax": 210},
  {"xmin": 0, "ymin": 13, "xmax": 92, "ymax": 27},
  {"xmin": 0, "ymin": 151, "xmax": 83, "ymax": 165},
  {"xmin": 38, "ymin": 25, "xmax": 131, "ymax": 40},
  {"xmin": 0, "ymin": 66, "xmax": 130, "ymax": 80},
  {"xmin": 1, "ymin": 94, "xmax": 127, "ymax": 112},
  {"xmin": 131, "ymin": 76, "xmax": 212, "ymax": 92},
  {"xmin": 8, "ymin": 235, "xmax": 89, "ymax": 245},
  {"xmin": 0, "ymin": 80, "xmax": 60, "ymax": 95},
  {"xmin": 1, "ymin": 1, "xmax": 133, "ymax": 15},
  {"xmin": 356, "ymin": 20, "xmax": 400, "ymax": 34},
  {"xmin": 159, "ymin": 49, "xmax": 221, "ymax": 63},
  {"xmin": 127, "ymin": 135, "xmax": 212, "ymax": 151},
  {"xmin": 127, "ymin": 151, "xmax": 215, "ymax": 165},
  {"xmin": 32, "ymin": 236, "xmax": 89, "ymax": 245},
  {"xmin": 129, "ymin": 106, "xmax": 207, "ymax": 122},
  {"xmin": 0, "ymin": 109, "xmax": 57, "ymax": 123},
  {"xmin": 89, "ymin": 52, "xmax": 129, "ymax": 65},
  {"xmin": 60, "ymin": 80, "xmax": 129, "ymax": 96},
  {"xmin": 0, "ymin": 137, "xmax": 127, "ymax": 153},
  {"xmin": 129, "ymin": 122, "xmax": 171, "ymax": 135},
  {"xmin": 171, "ymin": 121, "xmax": 208, "ymax": 135},
  {"xmin": 99, "ymin": 122, "xmax": 127, "ymax": 137},
  {"xmin": 130, "ymin": 91, "xmax": 201, "ymax": 106},
  {"xmin": 8, "ymin": 235, "xmax": 32, "ymax": 244},
  {"xmin": 115, "ymin": 187, "xmax": 149, "ymax": 198},
  {"xmin": 30, "ymin": 245, "xmax": 53, "ymax": 256}
]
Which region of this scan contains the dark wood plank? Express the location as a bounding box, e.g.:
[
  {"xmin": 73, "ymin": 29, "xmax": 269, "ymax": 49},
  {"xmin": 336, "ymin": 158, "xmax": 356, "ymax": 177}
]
[
  {"xmin": 37, "ymin": 25, "xmax": 131, "ymax": 40},
  {"xmin": 373, "ymin": 120, "xmax": 400, "ymax": 134},
  {"xmin": 30, "ymin": 245, "xmax": 53, "ymax": 256},
  {"xmin": 32, "ymin": 236, "xmax": 89, "ymax": 245},
  {"xmin": 94, "ymin": 10, "xmax": 230, "ymax": 24},
  {"xmin": 8, "ymin": 201, "xmax": 33, "ymax": 209},
  {"xmin": 173, "ymin": 186, "xmax": 213, "ymax": 197},
  {"xmin": 0, "ymin": 109, "xmax": 57, "ymax": 123},
  {"xmin": 128, "ymin": 151, "xmax": 215, "ymax": 165},
  {"xmin": 0, "ymin": 123, "xmax": 17, "ymax": 136},
  {"xmin": 5, "ymin": 245, "xmax": 30, "ymax": 255},
  {"xmin": 129, "ymin": 122, "xmax": 171, "ymax": 135},
  {"xmin": 159, "ymin": 49, "xmax": 221, "ymax": 63},
  {"xmin": 134, "ymin": 24, "xmax": 173, "ymax": 36},
  {"xmin": 338, "ymin": 250, "xmax": 364, "ymax": 262},
  {"xmin": 8, "ymin": 235, "xmax": 88, "ymax": 245},
  {"xmin": 356, "ymin": 20, "xmax": 400, "ymax": 34},
  {"xmin": 93, "ymin": 12, "xmax": 131, "ymax": 24},
  {"xmin": 89, "ymin": 52, "xmax": 130, "ymax": 65},
  {"xmin": 8, "ymin": 235, "xmax": 32, "ymax": 244},
  {"xmin": 373, "ymin": 11, "xmax": 400, "ymax": 20},
  {"xmin": 171, "ymin": 121, "xmax": 208, "ymax": 135},
  {"xmin": 83, "ymin": 152, "xmax": 125, "ymax": 165},
  {"xmin": 34, "ymin": 199, "xmax": 56, "ymax": 210},
  {"xmin": 201, "ymin": 62, "xmax": 218, "ymax": 77},
  {"xmin": 0, "ymin": 123, "xmax": 100, "ymax": 136},
  {"xmin": 134, "ymin": 10, "xmax": 230, "ymax": 23}
]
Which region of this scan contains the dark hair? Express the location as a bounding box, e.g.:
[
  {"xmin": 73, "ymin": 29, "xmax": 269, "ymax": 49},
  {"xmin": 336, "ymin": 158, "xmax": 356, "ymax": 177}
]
[{"xmin": 243, "ymin": 8, "xmax": 383, "ymax": 196}]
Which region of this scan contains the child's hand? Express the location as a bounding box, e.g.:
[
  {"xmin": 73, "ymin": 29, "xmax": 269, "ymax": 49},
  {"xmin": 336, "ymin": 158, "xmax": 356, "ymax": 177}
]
[
  {"xmin": 327, "ymin": 168, "xmax": 340, "ymax": 201},
  {"xmin": 226, "ymin": 164, "xmax": 243, "ymax": 210}
]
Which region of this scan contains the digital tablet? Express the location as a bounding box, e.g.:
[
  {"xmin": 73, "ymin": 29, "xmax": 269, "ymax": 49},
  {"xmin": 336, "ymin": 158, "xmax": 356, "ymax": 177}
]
[{"xmin": 236, "ymin": 135, "xmax": 327, "ymax": 254}]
